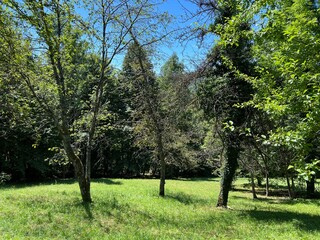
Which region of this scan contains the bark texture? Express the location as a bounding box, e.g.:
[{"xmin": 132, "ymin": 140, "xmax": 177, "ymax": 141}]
[
  {"xmin": 62, "ymin": 134, "xmax": 92, "ymax": 203},
  {"xmin": 217, "ymin": 134, "xmax": 240, "ymax": 207}
]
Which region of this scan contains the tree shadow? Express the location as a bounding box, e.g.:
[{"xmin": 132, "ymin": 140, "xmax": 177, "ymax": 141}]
[
  {"xmin": 234, "ymin": 182, "xmax": 320, "ymax": 199},
  {"xmin": 166, "ymin": 192, "xmax": 209, "ymax": 205},
  {"xmin": 0, "ymin": 179, "xmax": 77, "ymax": 189},
  {"xmin": 82, "ymin": 202, "xmax": 93, "ymax": 220},
  {"xmin": 231, "ymin": 195, "xmax": 320, "ymax": 206},
  {"xmin": 176, "ymin": 178, "xmax": 219, "ymax": 182},
  {"xmin": 0, "ymin": 178, "xmax": 122, "ymax": 189},
  {"xmin": 244, "ymin": 210, "xmax": 320, "ymax": 232},
  {"xmin": 232, "ymin": 187, "xmax": 293, "ymax": 197},
  {"xmin": 92, "ymin": 178, "xmax": 122, "ymax": 185},
  {"xmin": 77, "ymin": 196, "xmax": 129, "ymax": 220}
]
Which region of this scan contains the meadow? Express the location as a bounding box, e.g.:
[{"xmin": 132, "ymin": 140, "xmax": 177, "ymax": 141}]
[{"xmin": 0, "ymin": 178, "xmax": 319, "ymax": 239}]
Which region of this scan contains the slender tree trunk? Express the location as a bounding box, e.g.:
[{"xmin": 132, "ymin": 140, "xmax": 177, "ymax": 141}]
[
  {"xmin": 265, "ymin": 172, "xmax": 269, "ymax": 197},
  {"xmin": 58, "ymin": 92, "xmax": 92, "ymax": 203},
  {"xmin": 159, "ymin": 156, "xmax": 166, "ymax": 196},
  {"xmin": 217, "ymin": 134, "xmax": 239, "ymax": 208},
  {"xmin": 62, "ymin": 165, "xmax": 66, "ymax": 179},
  {"xmin": 305, "ymin": 139, "xmax": 317, "ymax": 198},
  {"xmin": 256, "ymin": 176, "xmax": 262, "ymax": 187},
  {"xmin": 250, "ymin": 172, "xmax": 258, "ymax": 199},
  {"xmin": 291, "ymin": 177, "xmax": 295, "ymax": 194},
  {"xmin": 286, "ymin": 174, "xmax": 293, "ymax": 199},
  {"xmin": 85, "ymin": 139, "xmax": 92, "ymax": 181},
  {"xmin": 157, "ymin": 133, "xmax": 166, "ymax": 196},
  {"xmin": 84, "ymin": 135, "xmax": 92, "ymax": 201},
  {"xmin": 306, "ymin": 176, "xmax": 315, "ymax": 198}
]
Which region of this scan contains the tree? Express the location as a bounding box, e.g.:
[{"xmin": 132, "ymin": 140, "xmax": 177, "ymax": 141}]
[
  {"xmin": 2, "ymin": 0, "xmax": 95, "ymax": 202},
  {"xmin": 3, "ymin": 0, "xmax": 167, "ymax": 202},
  {"xmin": 245, "ymin": 0, "xmax": 320, "ymax": 197},
  {"xmin": 159, "ymin": 54, "xmax": 189, "ymax": 176},
  {"xmin": 122, "ymin": 41, "xmax": 168, "ymax": 196},
  {"xmin": 159, "ymin": 54, "xmax": 214, "ymax": 178},
  {"xmin": 193, "ymin": 0, "xmax": 255, "ymax": 207}
]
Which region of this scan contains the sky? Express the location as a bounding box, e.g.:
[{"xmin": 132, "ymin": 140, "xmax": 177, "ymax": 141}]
[
  {"xmin": 13, "ymin": 0, "xmax": 215, "ymax": 74},
  {"xmin": 153, "ymin": 0, "xmax": 216, "ymax": 73},
  {"xmin": 75, "ymin": 0, "xmax": 216, "ymax": 73},
  {"xmin": 108, "ymin": 0, "xmax": 216, "ymax": 73}
]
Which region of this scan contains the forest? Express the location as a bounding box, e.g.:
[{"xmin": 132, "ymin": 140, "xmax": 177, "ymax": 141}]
[{"xmin": 1, "ymin": 0, "xmax": 320, "ymax": 211}]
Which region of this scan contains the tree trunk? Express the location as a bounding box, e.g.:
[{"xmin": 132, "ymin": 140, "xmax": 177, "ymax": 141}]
[
  {"xmin": 250, "ymin": 172, "xmax": 258, "ymax": 199},
  {"xmin": 62, "ymin": 135, "xmax": 92, "ymax": 203},
  {"xmin": 85, "ymin": 134, "xmax": 92, "ymax": 188},
  {"xmin": 256, "ymin": 176, "xmax": 262, "ymax": 187},
  {"xmin": 306, "ymin": 176, "xmax": 315, "ymax": 198},
  {"xmin": 62, "ymin": 165, "xmax": 66, "ymax": 179},
  {"xmin": 291, "ymin": 177, "xmax": 295, "ymax": 194},
  {"xmin": 305, "ymin": 139, "xmax": 316, "ymax": 198},
  {"xmin": 78, "ymin": 174, "xmax": 91, "ymax": 203},
  {"xmin": 265, "ymin": 172, "xmax": 269, "ymax": 197},
  {"xmin": 157, "ymin": 133, "xmax": 166, "ymax": 197},
  {"xmin": 159, "ymin": 158, "xmax": 166, "ymax": 197},
  {"xmin": 286, "ymin": 174, "xmax": 293, "ymax": 199},
  {"xmin": 217, "ymin": 135, "xmax": 239, "ymax": 208}
]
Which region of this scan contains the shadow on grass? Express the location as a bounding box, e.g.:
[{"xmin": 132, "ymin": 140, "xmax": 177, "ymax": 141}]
[
  {"xmin": 0, "ymin": 179, "xmax": 76, "ymax": 189},
  {"xmin": 244, "ymin": 209, "xmax": 320, "ymax": 232},
  {"xmin": 92, "ymin": 178, "xmax": 122, "ymax": 185},
  {"xmin": 0, "ymin": 178, "xmax": 122, "ymax": 189},
  {"xmin": 234, "ymin": 183, "xmax": 320, "ymax": 199},
  {"xmin": 166, "ymin": 192, "xmax": 209, "ymax": 205},
  {"xmin": 82, "ymin": 202, "xmax": 93, "ymax": 220},
  {"xmin": 77, "ymin": 196, "xmax": 130, "ymax": 220},
  {"xmin": 241, "ymin": 183, "xmax": 289, "ymax": 190},
  {"xmin": 232, "ymin": 188, "xmax": 294, "ymax": 198},
  {"xmin": 176, "ymin": 178, "xmax": 219, "ymax": 182},
  {"xmin": 231, "ymin": 195, "xmax": 320, "ymax": 206}
]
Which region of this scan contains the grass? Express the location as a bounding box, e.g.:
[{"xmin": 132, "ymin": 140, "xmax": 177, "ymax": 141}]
[{"xmin": 0, "ymin": 178, "xmax": 320, "ymax": 239}]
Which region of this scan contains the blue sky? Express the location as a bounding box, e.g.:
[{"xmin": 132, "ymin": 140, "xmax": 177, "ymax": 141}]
[
  {"xmin": 154, "ymin": 0, "xmax": 215, "ymax": 73},
  {"xmin": 108, "ymin": 0, "xmax": 215, "ymax": 73},
  {"xmin": 76, "ymin": 0, "xmax": 215, "ymax": 73}
]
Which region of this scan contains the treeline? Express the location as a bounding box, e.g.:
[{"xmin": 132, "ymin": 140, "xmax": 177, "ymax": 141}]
[
  {"xmin": 0, "ymin": 50, "xmax": 212, "ymax": 181},
  {"xmin": 1, "ymin": 0, "xmax": 320, "ymax": 207},
  {"xmin": 0, "ymin": 1, "xmax": 214, "ymax": 190}
]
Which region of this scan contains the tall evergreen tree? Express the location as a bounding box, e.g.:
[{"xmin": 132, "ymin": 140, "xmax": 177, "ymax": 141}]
[
  {"xmin": 195, "ymin": 0, "xmax": 255, "ymax": 207},
  {"xmin": 122, "ymin": 41, "xmax": 167, "ymax": 196},
  {"xmin": 159, "ymin": 54, "xmax": 212, "ymax": 177}
]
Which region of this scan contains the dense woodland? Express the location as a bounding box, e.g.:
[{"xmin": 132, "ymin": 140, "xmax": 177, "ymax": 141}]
[{"xmin": 1, "ymin": 0, "xmax": 320, "ymax": 207}]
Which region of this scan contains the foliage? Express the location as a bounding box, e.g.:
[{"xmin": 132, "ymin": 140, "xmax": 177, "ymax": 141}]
[
  {"xmin": 122, "ymin": 42, "xmax": 162, "ymax": 164},
  {"xmin": 240, "ymin": 0, "xmax": 320, "ymax": 180},
  {"xmin": 0, "ymin": 172, "xmax": 11, "ymax": 184},
  {"xmin": 194, "ymin": 0, "xmax": 256, "ymax": 207},
  {"xmin": 0, "ymin": 5, "xmax": 57, "ymax": 181},
  {"xmin": 159, "ymin": 54, "xmax": 214, "ymax": 176}
]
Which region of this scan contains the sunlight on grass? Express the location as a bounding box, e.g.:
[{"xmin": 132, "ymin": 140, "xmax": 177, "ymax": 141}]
[{"xmin": 0, "ymin": 178, "xmax": 319, "ymax": 239}]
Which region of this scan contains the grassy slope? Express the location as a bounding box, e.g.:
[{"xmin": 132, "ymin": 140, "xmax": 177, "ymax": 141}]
[{"xmin": 0, "ymin": 178, "xmax": 319, "ymax": 239}]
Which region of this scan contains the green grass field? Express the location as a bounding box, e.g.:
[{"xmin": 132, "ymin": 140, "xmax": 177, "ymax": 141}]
[{"xmin": 0, "ymin": 178, "xmax": 319, "ymax": 239}]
